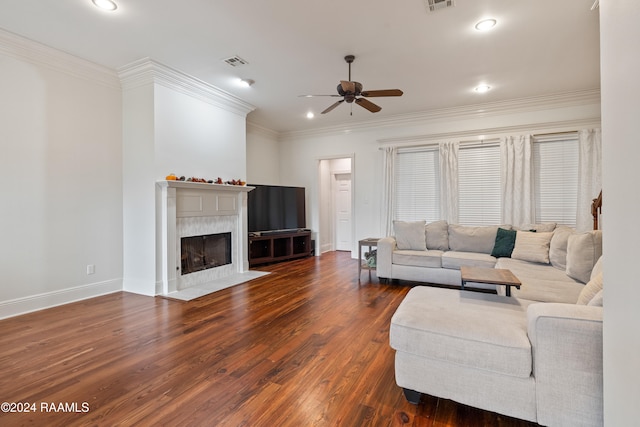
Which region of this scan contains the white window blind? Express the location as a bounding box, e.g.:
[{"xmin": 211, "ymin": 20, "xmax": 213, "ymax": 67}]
[
  {"xmin": 533, "ymin": 136, "xmax": 579, "ymax": 227},
  {"xmin": 393, "ymin": 148, "xmax": 440, "ymax": 222},
  {"xmin": 458, "ymin": 144, "xmax": 502, "ymax": 226}
]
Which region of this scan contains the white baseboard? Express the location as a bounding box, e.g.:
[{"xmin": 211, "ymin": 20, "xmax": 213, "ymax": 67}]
[{"xmin": 0, "ymin": 279, "xmax": 122, "ymax": 320}]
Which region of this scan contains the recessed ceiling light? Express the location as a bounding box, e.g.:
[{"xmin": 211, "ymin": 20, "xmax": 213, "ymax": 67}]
[
  {"xmin": 92, "ymin": 0, "xmax": 118, "ymax": 11},
  {"xmin": 237, "ymin": 78, "xmax": 255, "ymax": 88},
  {"xmin": 475, "ymin": 19, "xmax": 497, "ymax": 31},
  {"xmin": 474, "ymin": 85, "xmax": 491, "ymax": 93},
  {"xmin": 306, "ymin": 112, "xmax": 315, "ymax": 119}
]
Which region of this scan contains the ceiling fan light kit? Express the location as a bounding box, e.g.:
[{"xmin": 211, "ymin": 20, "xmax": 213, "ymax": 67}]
[{"xmin": 301, "ymin": 54, "xmax": 403, "ymax": 116}]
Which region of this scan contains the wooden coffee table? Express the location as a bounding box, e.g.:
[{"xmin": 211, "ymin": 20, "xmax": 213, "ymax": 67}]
[{"xmin": 460, "ymin": 266, "xmax": 521, "ymax": 297}]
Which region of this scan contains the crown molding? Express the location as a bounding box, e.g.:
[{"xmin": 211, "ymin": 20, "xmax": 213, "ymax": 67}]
[
  {"xmin": 247, "ymin": 121, "xmax": 280, "ymax": 140},
  {"xmin": 377, "ymin": 117, "xmax": 601, "ymax": 147},
  {"xmin": 118, "ymin": 58, "xmax": 256, "ymax": 117},
  {"xmin": 278, "ymin": 88, "xmax": 601, "ymax": 141},
  {"xmin": 0, "ymin": 28, "xmax": 120, "ymax": 89}
]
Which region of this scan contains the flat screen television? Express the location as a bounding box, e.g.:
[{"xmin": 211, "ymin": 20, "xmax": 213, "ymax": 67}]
[{"xmin": 247, "ymin": 185, "xmax": 306, "ymax": 233}]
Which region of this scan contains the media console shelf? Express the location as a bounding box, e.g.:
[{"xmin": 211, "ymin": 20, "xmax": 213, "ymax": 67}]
[{"xmin": 249, "ymin": 230, "xmax": 312, "ymax": 266}]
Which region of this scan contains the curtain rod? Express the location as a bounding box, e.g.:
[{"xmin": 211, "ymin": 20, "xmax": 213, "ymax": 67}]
[
  {"xmin": 379, "ymin": 131, "xmax": 586, "ymax": 150},
  {"xmin": 532, "ymin": 130, "xmax": 579, "ymax": 137},
  {"xmin": 379, "ymin": 137, "xmax": 501, "ymax": 151}
]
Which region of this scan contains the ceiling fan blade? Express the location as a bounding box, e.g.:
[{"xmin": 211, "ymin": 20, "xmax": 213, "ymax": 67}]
[
  {"xmin": 321, "ymin": 100, "xmax": 344, "ymax": 114},
  {"xmin": 355, "ymin": 97, "xmax": 381, "ymax": 113},
  {"xmin": 340, "ymin": 80, "xmax": 356, "ymax": 93},
  {"xmin": 361, "ymin": 89, "xmax": 404, "ymax": 97}
]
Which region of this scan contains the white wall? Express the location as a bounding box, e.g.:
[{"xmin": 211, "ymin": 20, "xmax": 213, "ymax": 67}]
[
  {"xmin": 0, "ymin": 32, "xmax": 123, "ymax": 318},
  {"xmin": 600, "ymin": 1, "xmax": 640, "ymax": 424},
  {"xmin": 246, "ymin": 124, "xmax": 281, "ymax": 185},
  {"xmin": 155, "ymin": 85, "xmax": 247, "ymax": 180}
]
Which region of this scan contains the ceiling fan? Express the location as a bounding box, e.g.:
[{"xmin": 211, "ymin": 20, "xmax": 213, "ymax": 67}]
[{"xmin": 301, "ymin": 55, "xmax": 403, "ymax": 115}]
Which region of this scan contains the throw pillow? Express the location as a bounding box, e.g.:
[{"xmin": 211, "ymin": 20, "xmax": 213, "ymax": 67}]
[
  {"xmin": 549, "ymin": 226, "xmax": 574, "ymax": 270},
  {"xmin": 577, "ymin": 271, "xmax": 603, "ymax": 305},
  {"xmin": 448, "ymin": 224, "xmax": 499, "ymax": 254},
  {"xmin": 515, "ymin": 222, "xmax": 557, "ymax": 232},
  {"xmin": 590, "ymin": 255, "xmax": 603, "ymax": 281},
  {"xmin": 393, "ymin": 220, "xmax": 426, "ymax": 251},
  {"xmin": 491, "ymin": 228, "xmax": 517, "ymax": 258},
  {"xmin": 588, "ymin": 289, "xmax": 603, "ymax": 307},
  {"xmin": 425, "ymin": 220, "xmax": 449, "ymax": 250},
  {"xmin": 511, "ymin": 231, "xmax": 553, "ymax": 264},
  {"xmin": 566, "ymin": 230, "xmax": 603, "ymax": 284}
]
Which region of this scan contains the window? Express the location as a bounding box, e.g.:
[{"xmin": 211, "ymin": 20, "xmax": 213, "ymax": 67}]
[
  {"xmin": 458, "ymin": 144, "xmax": 501, "ymax": 226},
  {"xmin": 393, "ymin": 148, "xmax": 440, "ymax": 222},
  {"xmin": 390, "ymin": 134, "xmax": 581, "ymax": 227},
  {"xmin": 533, "ymin": 135, "xmax": 579, "ymax": 227}
]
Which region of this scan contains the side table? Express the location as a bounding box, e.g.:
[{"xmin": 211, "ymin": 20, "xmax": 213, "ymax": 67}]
[{"xmin": 358, "ymin": 238, "xmax": 380, "ymax": 283}]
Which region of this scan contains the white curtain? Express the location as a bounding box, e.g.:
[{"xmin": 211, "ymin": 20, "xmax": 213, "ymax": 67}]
[
  {"xmin": 381, "ymin": 146, "xmax": 396, "ymax": 236},
  {"xmin": 576, "ymin": 129, "xmax": 602, "ymax": 231},
  {"xmin": 439, "ymin": 141, "xmax": 459, "ymax": 223},
  {"xmin": 501, "ymin": 135, "xmax": 535, "ymax": 227}
]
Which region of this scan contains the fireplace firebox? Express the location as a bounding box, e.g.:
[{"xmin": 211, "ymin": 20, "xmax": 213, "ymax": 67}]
[{"xmin": 181, "ymin": 232, "xmax": 232, "ymax": 275}]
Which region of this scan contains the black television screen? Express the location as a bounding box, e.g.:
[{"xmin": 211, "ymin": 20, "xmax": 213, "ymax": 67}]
[{"xmin": 247, "ymin": 185, "xmax": 306, "ymax": 233}]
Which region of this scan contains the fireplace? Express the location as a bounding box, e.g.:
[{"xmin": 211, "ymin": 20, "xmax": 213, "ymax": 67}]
[
  {"xmin": 181, "ymin": 232, "xmax": 232, "ymax": 275},
  {"xmin": 157, "ymin": 180, "xmax": 254, "ymax": 296}
]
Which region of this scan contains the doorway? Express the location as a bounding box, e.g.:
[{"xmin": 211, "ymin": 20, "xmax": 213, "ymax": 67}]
[{"xmin": 317, "ymin": 156, "xmax": 354, "ymax": 255}]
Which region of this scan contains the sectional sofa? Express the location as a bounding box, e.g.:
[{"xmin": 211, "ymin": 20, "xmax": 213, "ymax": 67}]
[
  {"xmin": 377, "ymin": 220, "xmax": 602, "ymax": 302},
  {"xmin": 382, "ymin": 220, "xmax": 604, "ymax": 425}
]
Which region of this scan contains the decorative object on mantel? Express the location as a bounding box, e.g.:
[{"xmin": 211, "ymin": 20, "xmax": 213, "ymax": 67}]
[{"xmin": 165, "ymin": 173, "xmax": 246, "ymax": 186}]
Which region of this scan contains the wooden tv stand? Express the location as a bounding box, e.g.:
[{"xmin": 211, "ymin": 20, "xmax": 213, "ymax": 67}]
[{"xmin": 248, "ymin": 230, "xmax": 312, "ymax": 266}]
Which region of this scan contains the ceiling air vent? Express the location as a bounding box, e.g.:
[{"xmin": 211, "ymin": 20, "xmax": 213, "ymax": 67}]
[
  {"xmin": 424, "ymin": 0, "xmax": 455, "ymax": 13},
  {"xmin": 222, "ymin": 55, "xmax": 249, "ymax": 67}
]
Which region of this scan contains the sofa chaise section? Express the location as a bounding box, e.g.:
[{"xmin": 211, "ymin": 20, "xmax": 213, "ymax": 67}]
[{"xmin": 390, "ymin": 286, "xmax": 603, "ymax": 425}]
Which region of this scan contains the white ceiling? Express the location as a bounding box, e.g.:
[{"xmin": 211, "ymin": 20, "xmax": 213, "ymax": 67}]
[{"xmin": 0, "ymin": 0, "xmax": 600, "ymax": 134}]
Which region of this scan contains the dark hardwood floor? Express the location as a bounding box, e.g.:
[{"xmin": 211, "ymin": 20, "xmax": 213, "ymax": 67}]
[{"xmin": 0, "ymin": 252, "xmax": 539, "ymax": 426}]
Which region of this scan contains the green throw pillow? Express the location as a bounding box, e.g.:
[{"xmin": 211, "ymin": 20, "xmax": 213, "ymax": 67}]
[{"xmin": 491, "ymin": 228, "xmax": 517, "ymax": 258}]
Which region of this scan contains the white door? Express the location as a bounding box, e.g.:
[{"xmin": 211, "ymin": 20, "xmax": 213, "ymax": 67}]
[{"xmin": 334, "ymin": 173, "xmax": 352, "ymax": 251}]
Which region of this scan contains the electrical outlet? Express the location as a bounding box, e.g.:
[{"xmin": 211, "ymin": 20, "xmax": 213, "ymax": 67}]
[{"xmin": 86, "ymin": 264, "xmax": 95, "ymax": 275}]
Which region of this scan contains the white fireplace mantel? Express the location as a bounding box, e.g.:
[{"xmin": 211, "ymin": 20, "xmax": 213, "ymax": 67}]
[{"xmin": 156, "ymin": 180, "xmax": 254, "ymax": 296}]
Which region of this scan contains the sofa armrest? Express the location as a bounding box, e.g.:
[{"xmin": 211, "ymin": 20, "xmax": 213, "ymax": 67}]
[
  {"xmin": 376, "ymin": 236, "xmax": 397, "ymax": 279},
  {"xmin": 527, "ymin": 303, "xmax": 603, "ymax": 426}
]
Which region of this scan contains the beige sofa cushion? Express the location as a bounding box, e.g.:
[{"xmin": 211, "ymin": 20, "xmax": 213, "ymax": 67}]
[
  {"xmin": 588, "ymin": 290, "xmax": 603, "ymax": 306},
  {"xmin": 426, "ymin": 220, "xmax": 449, "ymax": 250},
  {"xmin": 441, "ymin": 251, "xmax": 497, "ymax": 270},
  {"xmin": 495, "ymin": 258, "xmax": 584, "ymax": 303},
  {"xmin": 549, "ymin": 226, "xmax": 575, "ymax": 270},
  {"xmin": 390, "ymin": 286, "xmax": 535, "ymax": 378},
  {"xmin": 577, "ymin": 272, "xmax": 603, "ymax": 305},
  {"xmin": 566, "ymin": 230, "xmax": 603, "ymax": 283},
  {"xmin": 394, "ymin": 220, "xmax": 426, "ymax": 250},
  {"xmin": 393, "ymin": 250, "xmax": 443, "ymax": 268},
  {"xmin": 590, "ymin": 255, "xmax": 603, "ymax": 281},
  {"xmin": 511, "ymin": 231, "xmax": 553, "ymax": 264},
  {"xmin": 448, "ymin": 224, "xmax": 498, "ymax": 254}
]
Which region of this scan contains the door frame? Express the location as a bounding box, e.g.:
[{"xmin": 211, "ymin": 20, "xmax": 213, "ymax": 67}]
[{"xmin": 316, "ymin": 154, "xmax": 355, "ymax": 257}]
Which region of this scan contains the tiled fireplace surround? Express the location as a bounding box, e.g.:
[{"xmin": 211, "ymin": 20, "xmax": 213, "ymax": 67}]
[{"xmin": 157, "ymin": 180, "xmax": 254, "ymax": 296}]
